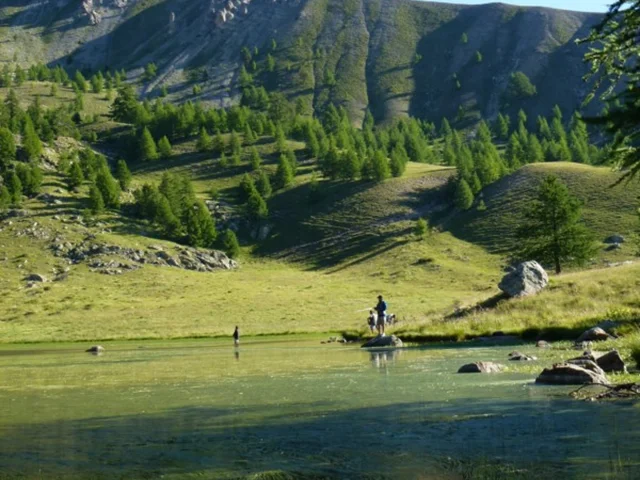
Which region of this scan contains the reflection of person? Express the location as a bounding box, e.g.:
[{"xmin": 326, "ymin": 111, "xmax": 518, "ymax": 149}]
[
  {"xmin": 233, "ymin": 326, "xmax": 239, "ymax": 346},
  {"xmin": 367, "ymin": 310, "xmax": 376, "ymax": 333},
  {"xmin": 375, "ymin": 295, "xmax": 387, "ymax": 336}
]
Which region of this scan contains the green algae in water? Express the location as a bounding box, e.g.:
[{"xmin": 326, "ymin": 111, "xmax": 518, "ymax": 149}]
[{"xmin": 0, "ymin": 340, "xmax": 639, "ymax": 479}]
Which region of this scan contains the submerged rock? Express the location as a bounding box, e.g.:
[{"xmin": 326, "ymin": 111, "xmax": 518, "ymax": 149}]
[
  {"xmin": 457, "ymin": 362, "xmax": 504, "ymax": 373},
  {"xmin": 508, "ymin": 351, "xmax": 537, "ymax": 361},
  {"xmin": 361, "ymin": 335, "xmax": 403, "ymax": 348},
  {"xmin": 536, "ymin": 363, "xmax": 608, "ymax": 385},
  {"xmin": 498, "ymin": 261, "xmax": 548, "ymax": 298}
]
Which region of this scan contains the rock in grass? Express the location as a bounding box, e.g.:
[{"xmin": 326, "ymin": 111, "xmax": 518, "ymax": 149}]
[
  {"xmin": 361, "ymin": 335, "xmax": 403, "ymax": 348},
  {"xmin": 86, "ymin": 345, "xmax": 105, "ymax": 354},
  {"xmin": 536, "ymin": 363, "xmax": 608, "ymax": 385},
  {"xmin": 536, "ymin": 340, "xmax": 551, "ymax": 348},
  {"xmin": 24, "ymin": 273, "xmax": 47, "ymax": 282},
  {"xmin": 576, "ymin": 327, "xmax": 613, "ymax": 343},
  {"xmin": 458, "ymin": 362, "xmax": 504, "ymax": 373},
  {"xmin": 604, "ymin": 235, "xmax": 625, "ymax": 244},
  {"xmin": 596, "ymin": 350, "xmax": 627, "ymax": 373},
  {"xmin": 498, "ymin": 261, "xmax": 548, "ymax": 298}
]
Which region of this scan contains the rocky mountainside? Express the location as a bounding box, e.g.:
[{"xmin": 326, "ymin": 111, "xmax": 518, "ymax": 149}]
[{"xmin": 0, "ymin": 0, "xmax": 600, "ymax": 125}]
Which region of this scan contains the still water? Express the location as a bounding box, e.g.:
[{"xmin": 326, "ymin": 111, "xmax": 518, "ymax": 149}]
[{"xmin": 1, "ymin": 339, "xmax": 639, "ymax": 479}]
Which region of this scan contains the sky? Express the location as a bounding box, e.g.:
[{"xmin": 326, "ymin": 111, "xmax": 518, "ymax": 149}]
[{"xmin": 426, "ymin": 0, "xmax": 610, "ymax": 13}]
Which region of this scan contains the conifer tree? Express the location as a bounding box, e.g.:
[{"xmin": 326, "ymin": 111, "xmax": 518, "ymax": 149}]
[
  {"xmin": 213, "ymin": 131, "xmax": 225, "ymax": 154},
  {"xmin": 184, "ymin": 199, "xmax": 217, "ymax": 247},
  {"xmin": 89, "ymin": 185, "xmax": 105, "ymax": 214},
  {"xmin": 390, "ymin": 145, "xmax": 408, "ymax": 177},
  {"xmin": 516, "ymin": 175, "xmax": 596, "ymax": 273},
  {"xmin": 415, "ymin": 218, "xmax": 428, "ymax": 238},
  {"xmin": 139, "ymin": 127, "xmax": 158, "ymax": 162},
  {"xmin": 0, "ymin": 127, "xmax": 16, "ymax": 172},
  {"xmin": 246, "ymin": 190, "xmax": 268, "ymax": 221},
  {"xmin": 68, "ymin": 162, "xmax": 84, "ymax": 190},
  {"xmin": 249, "ymin": 147, "xmax": 262, "ymax": 170},
  {"xmin": 95, "ymin": 167, "xmax": 121, "ymax": 208},
  {"xmin": 115, "ymin": 159, "xmax": 132, "ymax": 191},
  {"xmin": 454, "ymin": 178, "xmax": 474, "ymax": 210},
  {"xmin": 275, "ymin": 154, "xmax": 294, "ymax": 189},
  {"xmin": 0, "ymin": 185, "xmax": 10, "ymax": 210},
  {"xmin": 370, "ymin": 150, "xmax": 390, "ymax": 182},
  {"xmin": 6, "ymin": 171, "xmax": 22, "ymax": 204},
  {"xmin": 157, "ymin": 136, "xmax": 173, "ymax": 158},
  {"xmin": 22, "ymin": 117, "xmax": 42, "ymax": 160},
  {"xmin": 197, "ymin": 127, "xmax": 212, "ymax": 152},
  {"xmin": 221, "ymin": 229, "xmax": 240, "ymax": 259},
  {"xmin": 256, "ymin": 169, "xmax": 272, "ymax": 199},
  {"xmin": 230, "ymin": 130, "xmax": 242, "ymax": 155},
  {"xmin": 74, "ymin": 71, "xmax": 88, "ymax": 93}
]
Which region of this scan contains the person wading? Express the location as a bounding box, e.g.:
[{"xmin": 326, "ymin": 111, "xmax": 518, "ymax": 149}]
[
  {"xmin": 375, "ymin": 295, "xmax": 387, "ymax": 336},
  {"xmin": 233, "ymin": 326, "xmax": 240, "ymax": 346}
]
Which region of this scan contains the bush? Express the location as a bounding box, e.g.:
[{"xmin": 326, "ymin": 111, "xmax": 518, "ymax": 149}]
[
  {"xmin": 507, "ymin": 71, "xmax": 537, "ymax": 99},
  {"xmin": 632, "ymin": 343, "xmax": 640, "ymax": 369}
]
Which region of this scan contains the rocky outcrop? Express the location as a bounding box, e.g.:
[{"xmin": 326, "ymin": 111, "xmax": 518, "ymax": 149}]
[
  {"xmin": 361, "ymin": 335, "xmax": 403, "ymax": 348},
  {"xmin": 536, "ymin": 363, "xmax": 609, "ymax": 385},
  {"xmin": 458, "ymin": 362, "xmax": 504, "ymax": 373},
  {"xmin": 50, "ymin": 235, "xmax": 237, "ymax": 275},
  {"xmin": 498, "ymin": 261, "xmax": 548, "ymax": 298},
  {"xmin": 576, "ymin": 327, "xmax": 614, "ymax": 343}
]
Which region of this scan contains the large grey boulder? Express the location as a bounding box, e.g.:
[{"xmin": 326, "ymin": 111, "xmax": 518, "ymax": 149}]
[
  {"xmin": 576, "ymin": 327, "xmax": 613, "ymax": 343},
  {"xmin": 458, "ymin": 362, "xmax": 504, "ymax": 373},
  {"xmin": 536, "ymin": 363, "xmax": 608, "ymax": 385},
  {"xmin": 604, "ymin": 235, "xmax": 625, "ymax": 244},
  {"xmin": 361, "ymin": 335, "xmax": 403, "ymax": 348},
  {"xmin": 596, "ymin": 350, "xmax": 627, "ymax": 373},
  {"xmin": 498, "ymin": 261, "xmax": 549, "ymax": 298}
]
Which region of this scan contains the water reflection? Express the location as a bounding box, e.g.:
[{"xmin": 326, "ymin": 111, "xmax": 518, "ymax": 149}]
[
  {"xmin": 234, "ymin": 349, "xmax": 240, "ymax": 361},
  {"xmin": 369, "ymin": 349, "xmax": 402, "ymax": 372}
]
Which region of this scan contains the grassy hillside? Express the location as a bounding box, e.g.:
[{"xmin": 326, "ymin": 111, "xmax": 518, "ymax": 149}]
[
  {"xmin": 0, "ymin": 0, "xmax": 601, "ymax": 125},
  {"xmin": 447, "ymin": 162, "xmax": 640, "ymax": 256}
]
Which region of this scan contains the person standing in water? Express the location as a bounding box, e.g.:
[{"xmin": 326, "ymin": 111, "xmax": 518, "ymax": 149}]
[
  {"xmin": 233, "ymin": 326, "xmax": 240, "ymax": 346},
  {"xmin": 375, "ymin": 295, "xmax": 387, "ymax": 336}
]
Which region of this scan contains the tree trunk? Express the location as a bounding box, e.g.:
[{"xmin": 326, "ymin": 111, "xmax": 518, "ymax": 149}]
[{"xmin": 554, "ymin": 255, "xmax": 561, "ymax": 274}]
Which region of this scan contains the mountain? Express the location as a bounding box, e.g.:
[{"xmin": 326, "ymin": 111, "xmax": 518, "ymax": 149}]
[{"xmin": 0, "ymin": 0, "xmax": 601, "ymax": 125}]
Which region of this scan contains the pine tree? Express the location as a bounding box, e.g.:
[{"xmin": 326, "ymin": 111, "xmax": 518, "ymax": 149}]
[
  {"xmin": 0, "ymin": 185, "xmax": 10, "ymax": 210},
  {"xmin": 74, "ymin": 71, "xmax": 88, "ymax": 93},
  {"xmin": 184, "ymin": 199, "xmax": 217, "ymax": 247},
  {"xmin": 239, "ymin": 173, "xmax": 258, "ymax": 202},
  {"xmin": 22, "ymin": 117, "xmax": 42, "ymax": 161},
  {"xmin": 454, "ymin": 178, "xmax": 474, "ymax": 210},
  {"xmin": 0, "ymin": 127, "xmax": 16, "ymax": 172},
  {"xmin": 139, "ymin": 127, "xmax": 158, "ymax": 162},
  {"xmin": 256, "ymin": 170, "xmax": 272, "ymax": 199},
  {"xmin": 221, "ymin": 229, "xmax": 240, "ymax": 259},
  {"xmin": 249, "ymin": 147, "xmax": 262, "ymax": 170},
  {"xmin": 516, "ymin": 175, "xmax": 596, "ymax": 273},
  {"xmin": 89, "ymin": 185, "xmax": 105, "ymax": 214},
  {"xmin": 213, "ymin": 131, "xmax": 225, "ymax": 153},
  {"xmin": 6, "ymin": 171, "xmax": 22, "ymax": 204},
  {"xmin": 115, "ymin": 159, "xmax": 132, "ymax": 191},
  {"xmin": 157, "ymin": 136, "xmax": 173, "ymax": 158},
  {"xmin": 230, "ymin": 130, "xmax": 242, "ymax": 155},
  {"xmin": 95, "ymin": 167, "xmax": 121, "ymax": 208},
  {"xmin": 370, "ymin": 150, "xmax": 390, "ymax": 182},
  {"xmin": 275, "ymin": 154, "xmax": 294, "ymax": 189},
  {"xmin": 244, "ymin": 124, "xmax": 256, "ymax": 145},
  {"xmin": 91, "ymin": 72, "xmax": 104, "ymax": 94},
  {"xmin": 527, "ymin": 134, "xmax": 544, "ymax": 164},
  {"xmin": 15, "ymin": 163, "xmax": 42, "ymax": 197},
  {"xmin": 68, "ymin": 162, "xmax": 84, "ymax": 190},
  {"xmin": 196, "ymin": 127, "xmax": 212, "ymax": 152},
  {"xmin": 415, "ymin": 218, "xmax": 428, "ymax": 238},
  {"xmin": 246, "ymin": 190, "xmax": 268, "ymax": 221},
  {"xmin": 390, "ymin": 145, "xmax": 408, "ymax": 177}
]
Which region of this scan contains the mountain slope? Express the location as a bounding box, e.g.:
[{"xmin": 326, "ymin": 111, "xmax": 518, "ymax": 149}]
[{"xmin": 0, "ymin": 0, "xmax": 600, "ymax": 124}]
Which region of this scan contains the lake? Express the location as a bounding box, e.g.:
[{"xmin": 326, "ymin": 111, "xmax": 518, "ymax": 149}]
[{"xmin": 1, "ymin": 339, "xmax": 639, "ymax": 479}]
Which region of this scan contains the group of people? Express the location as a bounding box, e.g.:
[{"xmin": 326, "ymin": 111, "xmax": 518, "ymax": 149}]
[
  {"xmin": 367, "ymin": 295, "xmax": 393, "ymax": 336},
  {"xmin": 232, "ymin": 295, "xmax": 393, "ymax": 346}
]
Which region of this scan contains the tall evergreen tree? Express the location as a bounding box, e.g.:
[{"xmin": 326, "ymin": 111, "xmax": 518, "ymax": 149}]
[
  {"xmin": 275, "ymin": 154, "xmax": 294, "ymax": 189},
  {"xmin": 370, "ymin": 150, "xmax": 390, "ymax": 182},
  {"xmin": 516, "ymin": 175, "xmax": 596, "ymax": 273},
  {"xmin": 22, "ymin": 117, "xmax": 42, "ymax": 161},
  {"xmin": 184, "ymin": 199, "xmax": 217, "ymax": 247},
  {"xmin": 454, "ymin": 178, "xmax": 474, "ymax": 210},
  {"xmin": 115, "ymin": 159, "xmax": 132, "ymax": 191},
  {"xmin": 256, "ymin": 170, "xmax": 272, "ymax": 199},
  {"xmin": 0, "ymin": 127, "xmax": 16, "ymax": 172},
  {"xmin": 157, "ymin": 136, "xmax": 173, "ymax": 158},
  {"xmin": 6, "ymin": 171, "xmax": 22, "ymax": 204},
  {"xmin": 95, "ymin": 167, "xmax": 121, "ymax": 208},
  {"xmin": 246, "ymin": 190, "xmax": 268, "ymax": 221},
  {"xmin": 139, "ymin": 127, "xmax": 158, "ymax": 162},
  {"xmin": 89, "ymin": 185, "xmax": 105, "ymax": 214},
  {"xmin": 221, "ymin": 229, "xmax": 240, "ymax": 259},
  {"xmin": 68, "ymin": 162, "xmax": 84, "ymax": 190},
  {"xmin": 0, "ymin": 185, "xmax": 10, "ymax": 210},
  {"xmin": 197, "ymin": 127, "xmax": 212, "ymax": 152}
]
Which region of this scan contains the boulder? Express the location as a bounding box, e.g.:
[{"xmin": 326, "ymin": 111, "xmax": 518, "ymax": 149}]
[
  {"xmin": 536, "ymin": 340, "xmax": 551, "ymax": 348},
  {"xmin": 24, "ymin": 273, "xmax": 47, "ymax": 282},
  {"xmin": 604, "ymin": 235, "xmax": 625, "ymax": 244},
  {"xmin": 361, "ymin": 335, "xmax": 403, "ymax": 348},
  {"xmin": 536, "ymin": 363, "xmax": 608, "ymax": 385},
  {"xmin": 85, "ymin": 345, "xmax": 105, "ymax": 354},
  {"xmin": 498, "ymin": 261, "xmax": 549, "ymax": 298},
  {"xmin": 457, "ymin": 361, "xmax": 504, "ymax": 373},
  {"xmin": 595, "ymin": 350, "xmax": 627, "ymax": 373},
  {"xmin": 508, "ymin": 351, "xmax": 537, "ymax": 361},
  {"xmin": 576, "ymin": 327, "xmax": 613, "ymax": 343}
]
